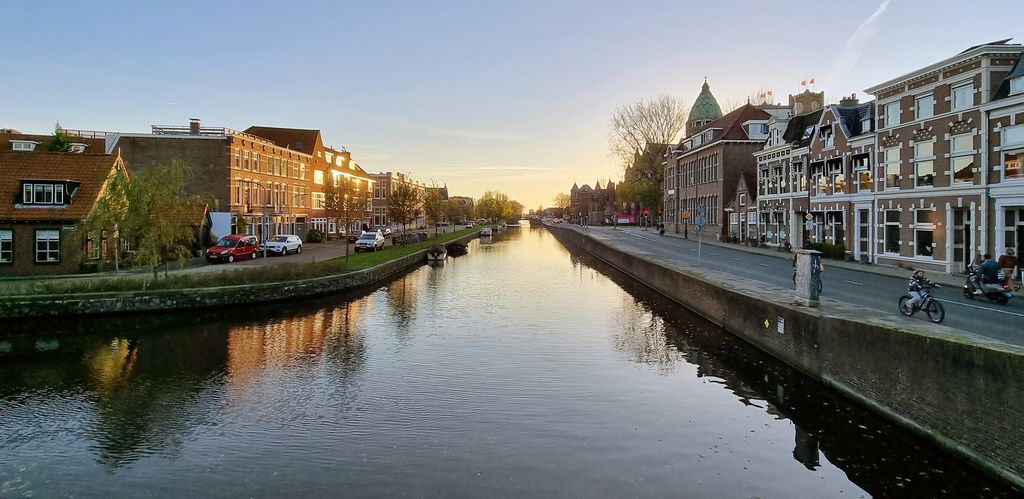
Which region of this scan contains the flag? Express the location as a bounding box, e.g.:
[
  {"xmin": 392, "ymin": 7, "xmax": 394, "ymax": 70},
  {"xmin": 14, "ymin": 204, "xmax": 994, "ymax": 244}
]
[
  {"xmin": 801, "ymin": 80, "xmax": 807, "ymax": 86},
  {"xmin": 809, "ymin": 78, "xmax": 815, "ymax": 85},
  {"xmin": 767, "ymin": 90, "xmax": 773, "ymax": 96}
]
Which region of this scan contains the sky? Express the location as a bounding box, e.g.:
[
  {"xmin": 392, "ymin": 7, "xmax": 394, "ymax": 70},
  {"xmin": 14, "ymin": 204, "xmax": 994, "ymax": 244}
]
[{"xmin": 1, "ymin": 0, "xmax": 1021, "ymax": 210}]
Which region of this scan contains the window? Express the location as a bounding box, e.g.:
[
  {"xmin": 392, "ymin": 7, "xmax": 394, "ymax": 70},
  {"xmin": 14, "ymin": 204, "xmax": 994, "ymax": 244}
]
[
  {"xmin": 914, "ymin": 210, "xmax": 936, "ymax": 258},
  {"xmin": 950, "ymin": 134, "xmax": 975, "ymax": 184},
  {"xmin": 235, "ymin": 149, "xmax": 242, "ymax": 169},
  {"xmin": 0, "ymin": 230, "xmax": 11, "ymax": 263},
  {"xmin": 821, "ymin": 125, "xmax": 834, "ymax": 148},
  {"xmin": 314, "ymin": 170, "xmax": 325, "ymax": 185},
  {"xmin": 915, "ymin": 95, "xmax": 933, "ymax": 120},
  {"xmin": 884, "ymin": 102, "xmax": 900, "ymax": 127},
  {"xmin": 861, "ymin": 118, "xmax": 872, "ymax": 133},
  {"xmin": 35, "ymin": 230, "xmax": 60, "ymax": 262},
  {"xmin": 373, "ymin": 207, "xmax": 387, "ymax": 227},
  {"xmin": 253, "ymin": 152, "xmax": 261, "ymax": 173},
  {"xmin": 884, "ymin": 147, "xmax": 900, "ymax": 189},
  {"xmin": 54, "ymin": 185, "xmax": 63, "ymax": 204},
  {"xmin": 952, "ymin": 83, "xmax": 973, "ymax": 111},
  {"xmin": 738, "ymin": 193, "xmax": 746, "ymax": 206},
  {"xmin": 11, "ymin": 140, "xmax": 39, "ymax": 151},
  {"xmin": 1005, "ymin": 152, "xmax": 1023, "ymax": 179},
  {"xmin": 244, "ymin": 151, "xmax": 251, "ymax": 171},
  {"xmin": 884, "ymin": 210, "xmax": 901, "ymax": 254},
  {"xmin": 21, "ymin": 183, "xmax": 64, "ymax": 204},
  {"xmin": 374, "ymin": 183, "xmax": 387, "ymax": 199},
  {"xmin": 1010, "ymin": 76, "xmax": 1024, "ymax": 96},
  {"xmin": 914, "ymin": 142, "xmax": 934, "ymax": 187},
  {"xmin": 853, "ymin": 154, "xmax": 871, "ymax": 190}
]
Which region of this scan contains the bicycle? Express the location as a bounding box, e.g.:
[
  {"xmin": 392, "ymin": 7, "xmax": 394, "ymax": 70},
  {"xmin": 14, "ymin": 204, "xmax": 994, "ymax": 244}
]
[{"xmin": 897, "ymin": 284, "xmax": 944, "ymax": 324}]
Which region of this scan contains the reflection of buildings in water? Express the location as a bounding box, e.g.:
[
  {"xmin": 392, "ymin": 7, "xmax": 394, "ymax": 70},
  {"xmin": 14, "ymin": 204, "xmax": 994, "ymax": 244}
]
[
  {"xmin": 793, "ymin": 425, "xmax": 821, "ymax": 470},
  {"xmin": 227, "ymin": 301, "xmax": 368, "ymax": 386}
]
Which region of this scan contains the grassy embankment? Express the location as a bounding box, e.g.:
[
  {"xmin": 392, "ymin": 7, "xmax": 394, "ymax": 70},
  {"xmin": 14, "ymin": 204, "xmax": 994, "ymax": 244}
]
[{"xmin": 0, "ymin": 228, "xmax": 476, "ymax": 296}]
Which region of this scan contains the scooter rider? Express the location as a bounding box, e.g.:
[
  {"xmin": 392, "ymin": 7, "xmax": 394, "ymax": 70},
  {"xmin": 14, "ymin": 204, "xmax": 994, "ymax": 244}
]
[
  {"xmin": 904, "ymin": 269, "xmax": 936, "ymax": 311},
  {"xmin": 972, "ymin": 253, "xmax": 1001, "ymax": 294}
]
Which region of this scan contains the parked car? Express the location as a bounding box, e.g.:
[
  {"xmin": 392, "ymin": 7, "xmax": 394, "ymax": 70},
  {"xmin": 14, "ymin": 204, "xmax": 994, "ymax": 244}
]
[
  {"xmin": 354, "ymin": 231, "xmax": 385, "ymax": 252},
  {"xmin": 206, "ymin": 234, "xmax": 259, "ymax": 263},
  {"xmin": 347, "ymin": 230, "xmax": 360, "ymax": 243},
  {"xmin": 261, "ymin": 234, "xmax": 302, "ymax": 256},
  {"xmin": 464, "ymin": 221, "xmax": 475, "ymax": 228}
]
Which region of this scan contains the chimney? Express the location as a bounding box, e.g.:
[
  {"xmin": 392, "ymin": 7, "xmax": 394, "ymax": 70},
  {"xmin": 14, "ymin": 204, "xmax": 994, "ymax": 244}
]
[
  {"xmin": 189, "ymin": 118, "xmax": 200, "ymax": 135},
  {"xmin": 839, "ymin": 94, "xmax": 859, "ymax": 107}
]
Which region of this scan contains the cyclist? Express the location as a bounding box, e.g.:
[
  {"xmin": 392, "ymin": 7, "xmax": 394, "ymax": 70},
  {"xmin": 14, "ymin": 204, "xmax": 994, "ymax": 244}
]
[{"xmin": 904, "ymin": 269, "xmax": 936, "ymax": 312}]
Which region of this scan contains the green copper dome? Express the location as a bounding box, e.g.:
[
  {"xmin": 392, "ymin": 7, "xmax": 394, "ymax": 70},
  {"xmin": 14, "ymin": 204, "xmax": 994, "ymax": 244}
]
[{"xmin": 690, "ymin": 80, "xmax": 723, "ymax": 123}]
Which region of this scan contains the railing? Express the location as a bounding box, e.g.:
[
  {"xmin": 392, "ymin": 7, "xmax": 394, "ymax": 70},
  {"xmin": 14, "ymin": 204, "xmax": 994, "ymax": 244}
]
[{"xmin": 63, "ymin": 129, "xmax": 115, "ymax": 139}]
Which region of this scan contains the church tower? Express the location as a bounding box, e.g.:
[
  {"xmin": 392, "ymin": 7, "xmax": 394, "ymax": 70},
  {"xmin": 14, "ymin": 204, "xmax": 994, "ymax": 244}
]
[{"xmin": 687, "ymin": 79, "xmax": 724, "ymax": 137}]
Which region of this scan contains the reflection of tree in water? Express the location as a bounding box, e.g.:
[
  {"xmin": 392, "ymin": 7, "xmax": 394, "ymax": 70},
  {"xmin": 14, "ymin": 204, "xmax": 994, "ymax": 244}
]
[
  {"xmin": 84, "ymin": 326, "xmax": 229, "ymax": 468},
  {"xmin": 609, "ymin": 293, "xmax": 678, "ymax": 374},
  {"xmin": 384, "ymin": 275, "xmax": 418, "ymax": 342},
  {"xmin": 561, "ymin": 242, "xmax": 1021, "ymax": 497}
]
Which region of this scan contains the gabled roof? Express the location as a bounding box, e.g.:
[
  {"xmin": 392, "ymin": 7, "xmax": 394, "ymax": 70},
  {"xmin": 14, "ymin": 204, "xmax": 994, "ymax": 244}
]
[
  {"xmin": 994, "ymin": 53, "xmax": 1024, "ymax": 101},
  {"xmin": 0, "ymin": 152, "xmax": 122, "ymax": 221},
  {"xmin": 244, "ymin": 126, "xmax": 322, "ymax": 155},
  {"xmin": 681, "ymin": 104, "xmax": 773, "ymax": 148},
  {"xmin": 426, "ymin": 185, "xmax": 449, "ymax": 200},
  {"xmin": 0, "ymin": 131, "xmax": 106, "ymax": 153},
  {"xmin": 782, "ymin": 109, "xmax": 825, "ymax": 148},
  {"xmin": 831, "ymin": 101, "xmax": 876, "ymax": 138}
]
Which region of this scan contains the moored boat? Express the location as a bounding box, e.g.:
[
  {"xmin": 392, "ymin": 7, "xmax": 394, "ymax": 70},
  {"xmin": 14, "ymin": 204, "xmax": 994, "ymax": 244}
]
[
  {"xmin": 480, "ymin": 227, "xmax": 493, "ymax": 236},
  {"xmin": 426, "ymin": 244, "xmax": 447, "ymax": 261}
]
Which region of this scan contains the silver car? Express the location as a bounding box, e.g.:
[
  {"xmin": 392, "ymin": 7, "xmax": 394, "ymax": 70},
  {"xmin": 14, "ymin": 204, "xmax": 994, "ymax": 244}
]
[
  {"xmin": 261, "ymin": 234, "xmax": 302, "ymax": 256},
  {"xmin": 354, "ymin": 231, "xmax": 385, "ymax": 252}
]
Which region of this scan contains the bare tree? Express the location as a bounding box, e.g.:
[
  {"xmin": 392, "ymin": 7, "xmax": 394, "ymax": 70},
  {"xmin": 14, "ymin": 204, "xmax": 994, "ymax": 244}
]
[
  {"xmin": 609, "ymin": 96, "xmax": 686, "ymax": 216},
  {"xmin": 553, "ymin": 193, "xmax": 571, "ymax": 218},
  {"xmin": 324, "ymin": 172, "xmax": 371, "ymax": 259}
]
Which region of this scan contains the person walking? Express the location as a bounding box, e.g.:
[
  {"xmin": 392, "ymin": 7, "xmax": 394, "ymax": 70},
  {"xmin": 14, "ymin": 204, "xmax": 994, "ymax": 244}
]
[{"xmin": 998, "ymin": 248, "xmax": 1019, "ymax": 292}]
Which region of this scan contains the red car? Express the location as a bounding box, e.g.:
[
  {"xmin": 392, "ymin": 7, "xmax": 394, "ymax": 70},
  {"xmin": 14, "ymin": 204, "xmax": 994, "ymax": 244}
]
[{"xmin": 206, "ymin": 234, "xmax": 260, "ymax": 263}]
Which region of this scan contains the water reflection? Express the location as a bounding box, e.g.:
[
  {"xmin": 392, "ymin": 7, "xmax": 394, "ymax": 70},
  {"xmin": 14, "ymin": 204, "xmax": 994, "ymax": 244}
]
[{"xmin": 0, "ymin": 227, "xmax": 1018, "ymax": 497}]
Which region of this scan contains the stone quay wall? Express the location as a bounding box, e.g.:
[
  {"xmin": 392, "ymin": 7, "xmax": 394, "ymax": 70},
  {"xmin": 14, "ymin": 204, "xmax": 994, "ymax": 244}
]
[
  {"xmin": 0, "ymin": 233, "xmax": 478, "ymax": 319},
  {"xmin": 547, "ymin": 225, "xmax": 1024, "ymax": 487}
]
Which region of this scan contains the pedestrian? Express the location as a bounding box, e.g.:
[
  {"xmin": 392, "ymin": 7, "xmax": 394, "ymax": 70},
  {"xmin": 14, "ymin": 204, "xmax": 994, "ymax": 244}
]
[{"xmin": 998, "ymin": 248, "xmax": 1019, "ymax": 291}]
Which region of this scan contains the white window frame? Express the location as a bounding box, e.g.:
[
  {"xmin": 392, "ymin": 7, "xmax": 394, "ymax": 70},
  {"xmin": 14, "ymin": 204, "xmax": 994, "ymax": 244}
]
[
  {"xmin": 913, "ymin": 209, "xmax": 936, "ymax": 258},
  {"xmin": 884, "ymin": 147, "xmax": 901, "ymax": 190},
  {"xmin": 884, "ymin": 102, "xmax": 900, "ymax": 127},
  {"xmin": 22, "ymin": 183, "xmax": 33, "ymax": 204},
  {"xmin": 54, "ymin": 184, "xmax": 64, "ymax": 204},
  {"xmin": 884, "ymin": 210, "xmax": 901, "ymax": 255},
  {"xmin": 913, "ymin": 141, "xmax": 935, "ymax": 188},
  {"xmin": 1010, "ymin": 76, "xmax": 1024, "ymax": 96},
  {"xmin": 951, "ymin": 82, "xmax": 974, "ymax": 111},
  {"xmin": 950, "ymin": 133, "xmax": 975, "ymax": 184},
  {"xmin": 35, "ymin": 229, "xmax": 60, "ymax": 263},
  {"xmin": 915, "ymin": 94, "xmax": 934, "ymax": 120},
  {"xmin": 738, "ymin": 193, "xmax": 746, "ymax": 206},
  {"xmin": 0, "ymin": 229, "xmax": 11, "ymax": 263}
]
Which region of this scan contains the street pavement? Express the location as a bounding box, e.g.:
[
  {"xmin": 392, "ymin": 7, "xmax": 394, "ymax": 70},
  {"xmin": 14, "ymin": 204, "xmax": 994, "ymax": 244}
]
[{"xmin": 560, "ymin": 223, "xmax": 1024, "ymax": 347}]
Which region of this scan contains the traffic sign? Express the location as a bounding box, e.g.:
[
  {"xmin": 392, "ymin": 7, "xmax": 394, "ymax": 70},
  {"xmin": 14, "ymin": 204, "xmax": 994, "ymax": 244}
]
[
  {"xmin": 694, "ymin": 204, "xmax": 706, "ymax": 230},
  {"xmin": 682, "ymin": 210, "xmax": 690, "ymax": 220},
  {"xmin": 805, "ymin": 213, "xmax": 813, "ymax": 221}
]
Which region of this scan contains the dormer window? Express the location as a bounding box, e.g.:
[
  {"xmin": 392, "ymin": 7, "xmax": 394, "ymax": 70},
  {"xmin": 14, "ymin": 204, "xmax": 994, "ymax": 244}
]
[
  {"xmin": 20, "ymin": 182, "xmax": 68, "ymax": 205},
  {"xmin": 861, "ymin": 118, "xmax": 872, "ymax": 133},
  {"xmin": 11, "ymin": 140, "xmax": 40, "ymax": 152},
  {"xmin": 69, "ymin": 143, "xmax": 88, "ymax": 153},
  {"xmin": 821, "ymin": 125, "xmax": 834, "ymax": 148},
  {"xmin": 1011, "ymin": 77, "xmax": 1024, "ymax": 96}
]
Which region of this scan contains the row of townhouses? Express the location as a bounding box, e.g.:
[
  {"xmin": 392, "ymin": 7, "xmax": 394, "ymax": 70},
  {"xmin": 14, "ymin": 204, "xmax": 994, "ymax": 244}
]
[
  {"xmin": 0, "ymin": 120, "xmax": 471, "ymax": 276},
  {"xmin": 663, "ymin": 40, "xmax": 1024, "ymax": 274}
]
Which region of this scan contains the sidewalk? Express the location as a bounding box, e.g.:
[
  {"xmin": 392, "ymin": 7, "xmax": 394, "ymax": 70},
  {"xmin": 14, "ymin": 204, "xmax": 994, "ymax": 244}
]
[{"xmin": 611, "ymin": 225, "xmax": 967, "ymax": 287}]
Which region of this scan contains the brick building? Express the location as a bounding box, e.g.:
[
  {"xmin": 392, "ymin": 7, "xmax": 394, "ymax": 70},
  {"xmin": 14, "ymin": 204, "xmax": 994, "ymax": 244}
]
[
  {"xmin": 371, "ymin": 172, "xmax": 427, "ymax": 230},
  {"xmin": 665, "ymin": 83, "xmax": 785, "ymax": 238},
  {"xmin": 569, "ymin": 180, "xmax": 616, "ymax": 225},
  {"xmin": 865, "ymin": 40, "xmax": 1024, "ymax": 272},
  {"xmin": 0, "ymin": 151, "xmax": 126, "ymax": 276},
  {"xmin": 985, "ymin": 51, "xmax": 1024, "ymax": 260}
]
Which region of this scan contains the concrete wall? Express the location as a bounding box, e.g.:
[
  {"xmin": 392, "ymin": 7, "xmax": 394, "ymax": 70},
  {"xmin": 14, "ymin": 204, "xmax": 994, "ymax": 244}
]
[
  {"xmin": 547, "ymin": 224, "xmax": 1024, "ymax": 487},
  {"xmin": 0, "ymin": 233, "xmax": 478, "ymax": 319}
]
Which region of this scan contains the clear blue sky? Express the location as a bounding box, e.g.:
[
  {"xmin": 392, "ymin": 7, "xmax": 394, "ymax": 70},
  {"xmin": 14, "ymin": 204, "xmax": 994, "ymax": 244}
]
[{"xmin": 2, "ymin": 0, "xmax": 1020, "ymax": 209}]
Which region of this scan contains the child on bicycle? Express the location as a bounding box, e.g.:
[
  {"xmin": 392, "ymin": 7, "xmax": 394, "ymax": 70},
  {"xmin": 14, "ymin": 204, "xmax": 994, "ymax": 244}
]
[{"xmin": 904, "ymin": 269, "xmax": 936, "ymax": 311}]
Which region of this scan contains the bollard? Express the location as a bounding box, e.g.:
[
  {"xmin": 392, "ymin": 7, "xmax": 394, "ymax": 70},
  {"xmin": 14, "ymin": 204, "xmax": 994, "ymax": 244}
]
[{"xmin": 794, "ymin": 249, "xmax": 823, "ymax": 307}]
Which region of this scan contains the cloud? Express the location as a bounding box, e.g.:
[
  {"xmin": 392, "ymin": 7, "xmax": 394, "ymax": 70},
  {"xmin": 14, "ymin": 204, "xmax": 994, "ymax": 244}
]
[{"xmin": 827, "ymin": 0, "xmax": 892, "ymax": 87}]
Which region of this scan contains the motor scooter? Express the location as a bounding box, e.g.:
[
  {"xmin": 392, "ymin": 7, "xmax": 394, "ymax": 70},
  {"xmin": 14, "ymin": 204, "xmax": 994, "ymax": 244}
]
[
  {"xmin": 963, "ymin": 268, "xmax": 1015, "ymax": 305},
  {"xmin": 657, "ymin": 223, "xmax": 665, "ymax": 236}
]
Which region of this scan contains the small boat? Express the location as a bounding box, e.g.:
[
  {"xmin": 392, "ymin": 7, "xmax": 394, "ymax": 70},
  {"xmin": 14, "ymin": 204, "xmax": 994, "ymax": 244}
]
[
  {"xmin": 446, "ymin": 242, "xmax": 468, "ymax": 256},
  {"xmin": 426, "ymin": 244, "xmax": 447, "ymax": 262},
  {"xmin": 480, "ymin": 227, "xmax": 493, "ymax": 236}
]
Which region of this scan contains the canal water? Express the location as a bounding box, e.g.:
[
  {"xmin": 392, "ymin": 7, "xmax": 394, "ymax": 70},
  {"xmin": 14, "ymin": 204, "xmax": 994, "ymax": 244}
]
[{"xmin": 0, "ymin": 226, "xmax": 1017, "ymax": 498}]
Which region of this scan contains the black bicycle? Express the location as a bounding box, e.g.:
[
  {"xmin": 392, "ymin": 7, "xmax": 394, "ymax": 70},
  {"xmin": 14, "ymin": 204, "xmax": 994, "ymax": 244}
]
[{"xmin": 898, "ymin": 284, "xmax": 944, "ymax": 324}]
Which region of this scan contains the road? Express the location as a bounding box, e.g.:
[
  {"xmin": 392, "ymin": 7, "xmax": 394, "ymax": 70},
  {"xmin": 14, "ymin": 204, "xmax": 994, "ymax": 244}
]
[{"xmin": 574, "ymin": 225, "xmax": 1023, "ymax": 347}]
